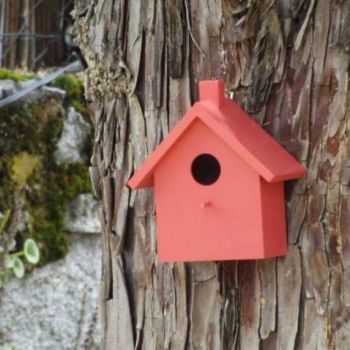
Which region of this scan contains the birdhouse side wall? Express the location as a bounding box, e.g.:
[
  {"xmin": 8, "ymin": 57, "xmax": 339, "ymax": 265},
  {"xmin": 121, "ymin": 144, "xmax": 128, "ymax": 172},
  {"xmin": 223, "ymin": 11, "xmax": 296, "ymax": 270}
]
[
  {"xmin": 153, "ymin": 119, "xmax": 266, "ymax": 261},
  {"xmin": 259, "ymin": 178, "xmax": 288, "ymax": 257}
]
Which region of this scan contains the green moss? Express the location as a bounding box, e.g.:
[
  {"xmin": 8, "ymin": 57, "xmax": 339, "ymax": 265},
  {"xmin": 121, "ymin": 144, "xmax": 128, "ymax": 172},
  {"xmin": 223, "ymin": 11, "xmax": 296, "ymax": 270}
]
[
  {"xmin": 52, "ymin": 74, "xmax": 82, "ymax": 99},
  {"xmin": 0, "ymin": 91, "xmax": 92, "ymax": 265},
  {"xmin": 0, "ymin": 68, "xmax": 35, "ymax": 81},
  {"xmin": 26, "ymin": 163, "xmax": 91, "ymax": 263},
  {"xmin": 11, "ymin": 152, "xmax": 39, "ymax": 186},
  {"xmin": 52, "ymin": 74, "xmax": 88, "ymax": 116},
  {"xmin": 0, "ymin": 210, "xmax": 11, "ymax": 234}
]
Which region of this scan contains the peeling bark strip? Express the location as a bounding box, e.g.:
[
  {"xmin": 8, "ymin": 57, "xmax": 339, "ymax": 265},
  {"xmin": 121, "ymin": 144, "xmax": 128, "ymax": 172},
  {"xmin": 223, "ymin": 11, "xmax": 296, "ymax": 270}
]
[{"xmin": 74, "ymin": 0, "xmax": 350, "ymax": 348}]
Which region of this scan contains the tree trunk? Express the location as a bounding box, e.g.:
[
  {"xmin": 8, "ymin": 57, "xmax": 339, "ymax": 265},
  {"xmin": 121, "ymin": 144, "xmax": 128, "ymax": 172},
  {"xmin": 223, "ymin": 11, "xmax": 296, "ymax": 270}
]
[{"xmin": 74, "ymin": 0, "xmax": 350, "ymax": 348}]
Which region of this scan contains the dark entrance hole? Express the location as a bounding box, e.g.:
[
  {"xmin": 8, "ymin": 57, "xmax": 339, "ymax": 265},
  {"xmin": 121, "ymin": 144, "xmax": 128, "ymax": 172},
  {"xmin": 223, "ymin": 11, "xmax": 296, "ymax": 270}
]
[{"xmin": 191, "ymin": 153, "xmax": 221, "ymax": 185}]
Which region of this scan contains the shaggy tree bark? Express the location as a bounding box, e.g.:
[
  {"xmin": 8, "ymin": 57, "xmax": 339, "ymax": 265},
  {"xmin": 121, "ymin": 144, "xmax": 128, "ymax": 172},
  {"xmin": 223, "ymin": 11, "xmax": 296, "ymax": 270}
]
[{"xmin": 74, "ymin": 0, "xmax": 350, "ymax": 348}]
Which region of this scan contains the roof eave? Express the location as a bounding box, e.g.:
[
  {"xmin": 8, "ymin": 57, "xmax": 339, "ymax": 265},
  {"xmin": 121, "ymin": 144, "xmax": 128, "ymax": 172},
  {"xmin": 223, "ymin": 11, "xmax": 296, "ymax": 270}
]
[
  {"xmin": 127, "ymin": 173, "xmax": 153, "ymax": 189},
  {"xmin": 126, "ymin": 107, "xmax": 203, "ymax": 189},
  {"xmin": 198, "ymin": 105, "xmax": 306, "ymax": 184},
  {"xmin": 266, "ymin": 167, "xmax": 306, "ymax": 183}
]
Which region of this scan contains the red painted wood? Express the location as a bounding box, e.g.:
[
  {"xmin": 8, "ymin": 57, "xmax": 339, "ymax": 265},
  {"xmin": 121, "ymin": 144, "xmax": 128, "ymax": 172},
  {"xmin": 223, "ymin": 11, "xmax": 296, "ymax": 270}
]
[{"xmin": 127, "ymin": 80, "xmax": 305, "ymax": 262}]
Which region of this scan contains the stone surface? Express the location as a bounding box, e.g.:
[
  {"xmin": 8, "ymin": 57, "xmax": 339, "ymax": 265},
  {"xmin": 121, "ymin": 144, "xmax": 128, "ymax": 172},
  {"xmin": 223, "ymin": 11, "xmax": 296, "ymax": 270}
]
[
  {"xmin": 65, "ymin": 194, "xmax": 101, "ymax": 234},
  {"xmin": 0, "ymin": 234, "xmax": 102, "ymax": 350},
  {"xmin": 55, "ymin": 107, "xmax": 91, "ymax": 164},
  {"xmin": 0, "ymin": 79, "xmax": 17, "ymax": 99},
  {"xmin": 42, "ymin": 85, "xmax": 67, "ymax": 98},
  {"xmin": 17, "ymin": 210, "xmax": 30, "ymax": 232}
]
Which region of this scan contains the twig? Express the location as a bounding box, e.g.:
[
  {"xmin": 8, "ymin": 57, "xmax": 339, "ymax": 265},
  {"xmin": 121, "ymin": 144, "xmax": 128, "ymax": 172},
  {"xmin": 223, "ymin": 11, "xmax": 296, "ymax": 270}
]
[{"xmin": 184, "ymin": 0, "xmax": 205, "ymax": 59}]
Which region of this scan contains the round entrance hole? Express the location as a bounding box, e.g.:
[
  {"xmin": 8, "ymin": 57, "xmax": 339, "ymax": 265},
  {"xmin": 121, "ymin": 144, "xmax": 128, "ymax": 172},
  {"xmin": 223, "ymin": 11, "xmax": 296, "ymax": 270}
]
[{"xmin": 191, "ymin": 153, "xmax": 221, "ymax": 185}]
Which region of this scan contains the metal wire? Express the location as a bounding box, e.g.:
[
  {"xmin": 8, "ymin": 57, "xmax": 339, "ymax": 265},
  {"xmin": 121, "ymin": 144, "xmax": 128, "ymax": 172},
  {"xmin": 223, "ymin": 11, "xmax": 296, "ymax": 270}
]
[{"xmin": 0, "ymin": 59, "xmax": 82, "ymax": 108}]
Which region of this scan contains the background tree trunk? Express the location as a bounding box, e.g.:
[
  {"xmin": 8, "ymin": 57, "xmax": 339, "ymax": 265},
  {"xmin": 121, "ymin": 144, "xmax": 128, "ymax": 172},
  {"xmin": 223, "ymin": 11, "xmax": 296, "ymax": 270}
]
[{"xmin": 74, "ymin": 0, "xmax": 350, "ymax": 348}]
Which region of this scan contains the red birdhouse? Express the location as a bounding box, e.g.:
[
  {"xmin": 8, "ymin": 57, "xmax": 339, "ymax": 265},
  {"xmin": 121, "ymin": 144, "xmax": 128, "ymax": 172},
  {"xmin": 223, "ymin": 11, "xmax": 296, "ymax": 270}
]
[{"xmin": 127, "ymin": 80, "xmax": 305, "ymax": 262}]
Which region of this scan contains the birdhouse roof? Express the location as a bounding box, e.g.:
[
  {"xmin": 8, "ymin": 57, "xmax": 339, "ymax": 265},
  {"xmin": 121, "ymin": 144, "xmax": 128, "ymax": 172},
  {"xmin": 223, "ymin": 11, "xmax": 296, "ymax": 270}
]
[{"xmin": 128, "ymin": 80, "xmax": 305, "ymax": 189}]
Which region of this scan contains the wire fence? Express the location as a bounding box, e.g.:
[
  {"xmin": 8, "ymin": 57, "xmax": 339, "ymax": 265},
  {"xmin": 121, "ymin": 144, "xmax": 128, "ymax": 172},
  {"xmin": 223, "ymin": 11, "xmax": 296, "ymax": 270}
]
[{"xmin": 0, "ymin": 0, "xmax": 74, "ymax": 70}]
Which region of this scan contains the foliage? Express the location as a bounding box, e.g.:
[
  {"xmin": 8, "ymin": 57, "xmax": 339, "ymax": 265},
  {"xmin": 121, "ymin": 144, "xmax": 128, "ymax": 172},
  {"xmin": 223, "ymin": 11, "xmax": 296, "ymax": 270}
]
[
  {"xmin": 1, "ymin": 238, "xmax": 40, "ymax": 284},
  {"xmin": 52, "ymin": 74, "xmax": 88, "ymax": 116},
  {"xmin": 0, "ymin": 211, "xmax": 40, "ymax": 284},
  {"xmin": 24, "ymin": 238, "xmax": 40, "ymax": 264},
  {"xmin": 11, "ymin": 257, "xmax": 25, "ymax": 279}
]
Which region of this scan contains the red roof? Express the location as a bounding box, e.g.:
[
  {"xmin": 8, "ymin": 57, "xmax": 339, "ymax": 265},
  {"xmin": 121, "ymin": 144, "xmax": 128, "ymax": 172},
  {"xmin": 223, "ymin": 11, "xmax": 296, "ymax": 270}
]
[{"xmin": 128, "ymin": 80, "xmax": 305, "ymax": 189}]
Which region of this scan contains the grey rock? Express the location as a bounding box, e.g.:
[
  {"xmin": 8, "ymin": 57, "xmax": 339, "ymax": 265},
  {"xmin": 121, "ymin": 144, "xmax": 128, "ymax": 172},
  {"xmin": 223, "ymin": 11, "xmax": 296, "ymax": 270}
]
[
  {"xmin": 42, "ymin": 86, "xmax": 66, "ymax": 98},
  {"xmin": 17, "ymin": 210, "xmax": 30, "ymax": 232},
  {"xmin": 0, "ymin": 79, "xmax": 17, "ymax": 99},
  {"xmin": 65, "ymin": 194, "xmax": 101, "ymax": 234},
  {"xmin": 0, "ymin": 234, "xmax": 102, "ymax": 350},
  {"xmin": 55, "ymin": 107, "xmax": 91, "ymax": 164}
]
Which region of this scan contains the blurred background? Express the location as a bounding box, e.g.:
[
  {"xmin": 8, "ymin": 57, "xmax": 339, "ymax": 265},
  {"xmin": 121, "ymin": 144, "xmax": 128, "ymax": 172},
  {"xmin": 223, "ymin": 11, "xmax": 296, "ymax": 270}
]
[
  {"xmin": 0, "ymin": 1, "xmax": 101, "ymax": 349},
  {"xmin": 0, "ymin": 0, "xmax": 75, "ymax": 69}
]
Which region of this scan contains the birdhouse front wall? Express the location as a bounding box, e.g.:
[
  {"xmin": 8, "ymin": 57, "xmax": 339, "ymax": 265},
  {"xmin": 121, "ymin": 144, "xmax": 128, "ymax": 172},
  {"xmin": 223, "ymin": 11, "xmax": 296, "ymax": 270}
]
[{"xmin": 153, "ymin": 119, "xmax": 268, "ymax": 262}]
